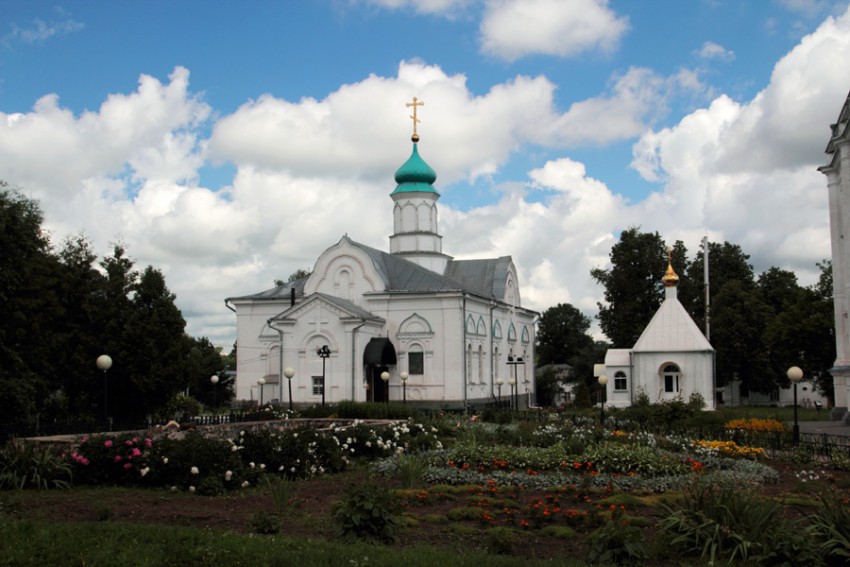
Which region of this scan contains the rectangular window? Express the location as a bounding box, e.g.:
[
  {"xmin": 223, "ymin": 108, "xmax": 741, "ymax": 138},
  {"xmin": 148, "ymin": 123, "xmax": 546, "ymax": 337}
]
[
  {"xmin": 312, "ymin": 376, "xmax": 324, "ymax": 396},
  {"xmin": 409, "ymin": 352, "xmax": 424, "ymax": 375},
  {"xmin": 614, "ymin": 377, "xmax": 627, "ymax": 391},
  {"xmin": 664, "ymin": 375, "xmax": 679, "ymax": 392}
]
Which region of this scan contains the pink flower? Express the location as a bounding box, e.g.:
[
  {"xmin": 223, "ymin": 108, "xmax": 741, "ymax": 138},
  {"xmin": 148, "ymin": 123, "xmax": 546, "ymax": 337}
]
[
  {"xmin": 123, "ymin": 463, "xmax": 132, "ymax": 470},
  {"xmin": 125, "ymin": 439, "xmax": 133, "ymax": 446},
  {"xmin": 132, "ymin": 437, "xmax": 139, "ymax": 444},
  {"xmin": 144, "ymin": 438, "xmax": 152, "ymax": 448},
  {"xmin": 104, "ymin": 440, "xmax": 113, "ymax": 448},
  {"xmin": 114, "ymin": 455, "xmax": 122, "ymax": 462},
  {"xmin": 131, "ymin": 448, "xmax": 142, "ymax": 457}
]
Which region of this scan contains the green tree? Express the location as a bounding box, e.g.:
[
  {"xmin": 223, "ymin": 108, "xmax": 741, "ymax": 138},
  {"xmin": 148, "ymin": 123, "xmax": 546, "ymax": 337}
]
[
  {"xmin": 591, "ymin": 228, "xmax": 688, "ymax": 347},
  {"xmin": 186, "ymin": 337, "xmax": 232, "ymax": 408},
  {"xmin": 686, "ymin": 241, "xmax": 755, "ymax": 332},
  {"xmin": 536, "ymin": 303, "xmax": 594, "ymax": 365},
  {"xmin": 0, "ymin": 185, "xmax": 60, "ymax": 427}
]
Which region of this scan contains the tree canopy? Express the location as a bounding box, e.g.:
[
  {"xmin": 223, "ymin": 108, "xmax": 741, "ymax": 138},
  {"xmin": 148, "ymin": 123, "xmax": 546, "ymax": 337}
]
[{"xmin": 0, "ymin": 185, "xmax": 233, "ymax": 429}]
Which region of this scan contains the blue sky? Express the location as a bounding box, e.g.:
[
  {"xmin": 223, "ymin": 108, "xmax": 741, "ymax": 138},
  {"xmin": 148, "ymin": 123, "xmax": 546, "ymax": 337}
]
[{"xmin": 1, "ymin": 0, "xmax": 849, "ymax": 348}]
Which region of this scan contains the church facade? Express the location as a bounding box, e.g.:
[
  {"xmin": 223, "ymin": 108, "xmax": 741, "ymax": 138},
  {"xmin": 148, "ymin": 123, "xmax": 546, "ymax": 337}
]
[
  {"xmin": 819, "ymin": 90, "xmax": 850, "ymax": 422},
  {"xmin": 602, "ymin": 258, "xmax": 716, "ymax": 409},
  {"xmin": 226, "ymin": 113, "xmax": 537, "ymax": 408}
]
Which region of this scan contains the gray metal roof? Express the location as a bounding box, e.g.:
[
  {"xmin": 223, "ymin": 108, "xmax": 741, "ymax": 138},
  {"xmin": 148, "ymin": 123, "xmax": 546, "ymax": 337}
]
[
  {"xmin": 444, "ymin": 256, "xmax": 512, "ymax": 299},
  {"xmin": 348, "ymin": 238, "xmax": 513, "ymax": 301},
  {"xmin": 226, "ymin": 277, "xmax": 307, "ymax": 302},
  {"xmin": 271, "ymin": 292, "xmax": 384, "ymax": 323}
]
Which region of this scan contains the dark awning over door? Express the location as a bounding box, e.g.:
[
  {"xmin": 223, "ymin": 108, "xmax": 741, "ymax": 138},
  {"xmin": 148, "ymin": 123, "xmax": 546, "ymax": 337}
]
[{"xmin": 363, "ymin": 337, "xmax": 397, "ymax": 366}]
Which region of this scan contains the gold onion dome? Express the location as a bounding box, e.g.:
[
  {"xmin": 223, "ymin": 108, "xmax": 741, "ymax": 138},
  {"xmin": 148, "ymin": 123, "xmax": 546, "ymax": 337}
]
[{"xmin": 662, "ymin": 247, "xmax": 679, "ymax": 287}]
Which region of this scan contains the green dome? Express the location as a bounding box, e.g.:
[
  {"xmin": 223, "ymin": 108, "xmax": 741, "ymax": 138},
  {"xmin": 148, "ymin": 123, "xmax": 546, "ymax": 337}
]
[{"xmin": 392, "ymin": 143, "xmax": 439, "ymax": 195}]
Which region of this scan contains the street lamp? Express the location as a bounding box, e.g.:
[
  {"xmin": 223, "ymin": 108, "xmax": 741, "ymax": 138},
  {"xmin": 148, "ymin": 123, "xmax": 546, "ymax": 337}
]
[
  {"xmin": 258, "ymin": 377, "xmax": 266, "ymax": 406},
  {"xmin": 508, "ymin": 377, "xmax": 517, "ymax": 411},
  {"xmin": 787, "ymin": 366, "xmax": 803, "ymax": 444},
  {"xmin": 507, "ymin": 355, "xmax": 524, "ymax": 411},
  {"xmin": 317, "ymin": 345, "xmax": 331, "ymax": 407},
  {"xmin": 381, "ymin": 371, "xmax": 390, "ymax": 404},
  {"xmin": 496, "ymin": 377, "xmax": 504, "ymax": 407},
  {"xmin": 96, "ymin": 354, "xmax": 112, "ymax": 427},
  {"xmin": 284, "ymin": 367, "xmax": 295, "ymax": 411},
  {"xmin": 400, "ymin": 371, "xmax": 409, "ymax": 404},
  {"xmin": 210, "ymin": 375, "xmax": 219, "ymax": 409},
  {"xmin": 598, "ymin": 374, "xmax": 609, "ymax": 425}
]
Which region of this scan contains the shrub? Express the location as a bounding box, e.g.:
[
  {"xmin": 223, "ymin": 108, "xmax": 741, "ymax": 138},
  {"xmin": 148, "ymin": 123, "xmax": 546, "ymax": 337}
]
[
  {"xmin": 0, "ymin": 441, "xmax": 72, "ymax": 490},
  {"xmin": 396, "ymin": 454, "xmax": 428, "ymax": 489},
  {"xmin": 238, "ymin": 427, "xmax": 344, "ymax": 479},
  {"xmin": 808, "ymin": 490, "xmax": 850, "ymax": 563},
  {"xmin": 586, "ymin": 507, "xmax": 647, "ymax": 566},
  {"xmin": 332, "ymin": 480, "xmax": 401, "ymax": 544},
  {"xmin": 485, "ymin": 526, "xmax": 517, "ymax": 555},
  {"xmin": 249, "ymin": 511, "xmax": 280, "ymax": 535},
  {"xmin": 661, "ymin": 476, "xmax": 820, "ymax": 564}
]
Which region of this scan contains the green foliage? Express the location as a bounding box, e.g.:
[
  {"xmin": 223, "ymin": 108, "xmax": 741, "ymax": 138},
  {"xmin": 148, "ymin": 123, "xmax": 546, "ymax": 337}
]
[
  {"xmin": 0, "ymin": 441, "xmax": 72, "ymax": 490},
  {"xmin": 586, "ymin": 508, "xmax": 647, "ymax": 566},
  {"xmin": 536, "ymin": 303, "xmax": 593, "ymax": 366},
  {"xmin": 583, "ymin": 443, "xmax": 690, "ymax": 476},
  {"xmin": 808, "ymin": 490, "xmax": 850, "ymax": 562},
  {"xmin": 249, "ymin": 511, "xmax": 280, "ymax": 534},
  {"xmin": 237, "ymin": 427, "xmax": 345, "ymax": 479},
  {"xmin": 661, "ymin": 477, "xmax": 821, "ymax": 565},
  {"xmin": 266, "ymin": 475, "xmax": 296, "ymax": 516},
  {"xmin": 485, "ymin": 526, "xmax": 518, "ymax": 555},
  {"xmin": 396, "ymin": 454, "xmax": 428, "ymax": 489},
  {"xmin": 333, "ymin": 480, "xmax": 402, "ymax": 544}
]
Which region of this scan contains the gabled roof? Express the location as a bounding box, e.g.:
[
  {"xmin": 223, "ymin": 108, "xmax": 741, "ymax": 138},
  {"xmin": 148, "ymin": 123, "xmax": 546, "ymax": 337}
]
[
  {"xmin": 632, "ymin": 296, "xmax": 713, "ymax": 352},
  {"xmin": 346, "ymin": 238, "xmax": 466, "ymax": 293},
  {"xmin": 271, "ymin": 291, "xmax": 384, "ymax": 324}
]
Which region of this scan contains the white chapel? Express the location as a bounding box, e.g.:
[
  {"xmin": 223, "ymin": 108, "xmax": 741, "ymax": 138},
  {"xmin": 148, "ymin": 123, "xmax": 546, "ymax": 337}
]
[
  {"xmin": 225, "ymin": 102, "xmax": 537, "ymax": 408},
  {"xmin": 602, "ymin": 255, "xmax": 716, "ymax": 409}
]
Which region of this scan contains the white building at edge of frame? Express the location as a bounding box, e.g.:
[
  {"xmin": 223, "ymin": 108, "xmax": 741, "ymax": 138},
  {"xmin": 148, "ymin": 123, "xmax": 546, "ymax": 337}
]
[
  {"xmin": 602, "ymin": 257, "xmax": 717, "ymax": 410},
  {"xmin": 819, "ymin": 89, "xmax": 850, "ymax": 423},
  {"xmin": 225, "ymin": 126, "xmax": 537, "ymax": 409}
]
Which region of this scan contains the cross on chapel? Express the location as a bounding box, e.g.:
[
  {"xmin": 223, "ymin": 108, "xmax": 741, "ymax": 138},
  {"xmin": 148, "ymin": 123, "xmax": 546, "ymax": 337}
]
[{"xmin": 406, "ymin": 97, "xmax": 424, "ymax": 142}]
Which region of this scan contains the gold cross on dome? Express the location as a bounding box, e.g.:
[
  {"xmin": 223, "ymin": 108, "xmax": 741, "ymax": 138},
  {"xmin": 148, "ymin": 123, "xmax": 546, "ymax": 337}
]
[{"xmin": 406, "ymin": 97, "xmax": 424, "ymax": 141}]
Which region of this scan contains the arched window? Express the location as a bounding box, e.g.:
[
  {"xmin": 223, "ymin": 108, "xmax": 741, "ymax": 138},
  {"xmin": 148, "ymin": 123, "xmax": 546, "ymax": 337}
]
[
  {"xmin": 662, "ymin": 364, "xmax": 680, "ymax": 393},
  {"xmin": 478, "ymin": 344, "xmax": 484, "ymax": 384},
  {"xmin": 466, "ymin": 344, "xmax": 472, "ymax": 385},
  {"xmin": 614, "ymin": 371, "xmax": 627, "ymax": 391}
]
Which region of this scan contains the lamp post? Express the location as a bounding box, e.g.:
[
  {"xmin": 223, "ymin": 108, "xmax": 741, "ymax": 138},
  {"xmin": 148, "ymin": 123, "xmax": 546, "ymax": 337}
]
[
  {"xmin": 508, "ymin": 377, "xmax": 517, "ymax": 411},
  {"xmin": 787, "ymin": 366, "xmax": 803, "ymax": 444},
  {"xmin": 257, "ymin": 378, "xmax": 266, "ymax": 406},
  {"xmin": 507, "ymin": 355, "xmax": 524, "ymax": 411},
  {"xmin": 381, "ymin": 371, "xmax": 390, "ymax": 404},
  {"xmin": 96, "ymin": 354, "xmax": 112, "ymax": 427},
  {"xmin": 317, "ymin": 345, "xmax": 330, "ymax": 407},
  {"xmin": 496, "ymin": 377, "xmax": 504, "ymax": 407},
  {"xmin": 598, "ymin": 374, "xmax": 609, "ymax": 425},
  {"xmin": 400, "ymin": 371, "xmax": 409, "ymax": 404},
  {"xmin": 283, "ymin": 367, "xmax": 295, "ymax": 411},
  {"xmin": 210, "ymin": 375, "xmax": 219, "ymax": 409}
]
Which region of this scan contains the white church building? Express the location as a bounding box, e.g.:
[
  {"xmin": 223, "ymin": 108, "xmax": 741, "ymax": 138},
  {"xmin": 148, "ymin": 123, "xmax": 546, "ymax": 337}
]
[
  {"xmin": 226, "ymin": 109, "xmax": 537, "ymax": 408},
  {"xmin": 602, "ymin": 257, "xmax": 716, "ymax": 409},
  {"xmin": 820, "ymin": 89, "xmax": 850, "ymax": 422}
]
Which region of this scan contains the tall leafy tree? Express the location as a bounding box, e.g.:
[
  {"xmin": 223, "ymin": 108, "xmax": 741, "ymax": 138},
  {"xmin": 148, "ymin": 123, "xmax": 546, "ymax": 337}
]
[
  {"xmin": 591, "ymin": 228, "xmax": 688, "ymax": 347},
  {"xmin": 0, "ymin": 185, "xmax": 59, "ymax": 426},
  {"xmin": 536, "ymin": 303, "xmax": 594, "ymax": 365},
  {"xmin": 686, "ymin": 241, "xmax": 755, "ymax": 331},
  {"xmin": 185, "ymin": 337, "xmax": 232, "ymax": 408}
]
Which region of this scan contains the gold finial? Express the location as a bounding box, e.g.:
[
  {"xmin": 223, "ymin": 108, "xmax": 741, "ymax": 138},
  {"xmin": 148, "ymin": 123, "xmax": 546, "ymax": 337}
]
[
  {"xmin": 662, "ymin": 246, "xmax": 679, "ymax": 287},
  {"xmin": 406, "ymin": 97, "xmax": 424, "ymax": 142}
]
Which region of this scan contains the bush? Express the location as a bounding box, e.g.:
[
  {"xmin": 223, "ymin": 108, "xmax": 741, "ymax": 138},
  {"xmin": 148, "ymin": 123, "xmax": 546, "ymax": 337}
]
[
  {"xmin": 238, "ymin": 427, "xmax": 345, "ymax": 479},
  {"xmin": 485, "ymin": 526, "xmax": 518, "ymax": 555},
  {"xmin": 333, "ymin": 480, "xmax": 401, "ymax": 544},
  {"xmin": 0, "ymin": 440, "xmax": 72, "ymax": 490},
  {"xmin": 586, "ymin": 507, "xmax": 647, "ymax": 566},
  {"xmin": 808, "ymin": 490, "xmax": 850, "ymax": 563},
  {"xmin": 661, "ymin": 476, "xmax": 820, "ymax": 564}
]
